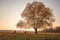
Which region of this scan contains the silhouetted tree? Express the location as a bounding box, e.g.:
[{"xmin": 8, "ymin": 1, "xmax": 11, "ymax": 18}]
[
  {"xmin": 17, "ymin": 21, "xmax": 25, "ymax": 28},
  {"xmin": 17, "ymin": 20, "xmax": 27, "ymax": 33},
  {"xmin": 17, "ymin": 1, "xmax": 55, "ymax": 34}
]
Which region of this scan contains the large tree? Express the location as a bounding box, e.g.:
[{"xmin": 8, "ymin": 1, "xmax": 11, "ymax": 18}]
[{"xmin": 17, "ymin": 1, "xmax": 55, "ymax": 34}]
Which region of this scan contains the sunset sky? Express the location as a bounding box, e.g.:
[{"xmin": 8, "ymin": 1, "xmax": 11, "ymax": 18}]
[{"xmin": 0, "ymin": 0, "xmax": 60, "ymax": 30}]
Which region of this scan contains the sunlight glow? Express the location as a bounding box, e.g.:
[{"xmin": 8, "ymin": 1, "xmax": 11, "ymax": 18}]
[
  {"xmin": 16, "ymin": 28, "xmax": 43, "ymax": 31},
  {"xmin": 17, "ymin": 28, "xmax": 35, "ymax": 31}
]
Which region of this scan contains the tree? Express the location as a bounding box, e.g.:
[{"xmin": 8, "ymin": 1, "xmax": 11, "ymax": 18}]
[
  {"xmin": 17, "ymin": 21, "xmax": 25, "ymax": 28},
  {"xmin": 17, "ymin": 1, "xmax": 55, "ymax": 34},
  {"xmin": 17, "ymin": 20, "xmax": 27, "ymax": 34}
]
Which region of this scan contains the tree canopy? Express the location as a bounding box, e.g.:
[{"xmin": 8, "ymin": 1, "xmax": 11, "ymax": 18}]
[{"xmin": 16, "ymin": 1, "xmax": 55, "ymax": 33}]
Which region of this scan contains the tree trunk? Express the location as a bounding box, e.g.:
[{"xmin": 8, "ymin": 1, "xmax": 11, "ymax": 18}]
[{"xmin": 34, "ymin": 28, "xmax": 37, "ymax": 34}]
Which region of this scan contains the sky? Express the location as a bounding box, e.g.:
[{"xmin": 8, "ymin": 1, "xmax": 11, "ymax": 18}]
[{"xmin": 0, "ymin": 0, "xmax": 60, "ymax": 30}]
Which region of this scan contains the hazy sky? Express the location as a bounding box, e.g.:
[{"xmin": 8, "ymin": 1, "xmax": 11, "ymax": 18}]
[{"xmin": 0, "ymin": 0, "xmax": 60, "ymax": 30}]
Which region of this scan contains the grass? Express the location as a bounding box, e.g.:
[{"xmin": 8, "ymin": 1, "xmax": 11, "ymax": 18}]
[{"xmin": 0, "ymin": 33, "xmax": 60, "ymax": 40}]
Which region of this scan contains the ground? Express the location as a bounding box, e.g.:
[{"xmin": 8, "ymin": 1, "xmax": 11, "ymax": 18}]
[{"xmin": 0, "ymin": 32, "xmax": 60, "ymax": 40}]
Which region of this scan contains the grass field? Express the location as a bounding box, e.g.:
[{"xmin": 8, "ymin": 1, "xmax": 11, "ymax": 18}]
[{"xmin": 0, "ymin": 33, "xmax": 60, "ymax": 40}]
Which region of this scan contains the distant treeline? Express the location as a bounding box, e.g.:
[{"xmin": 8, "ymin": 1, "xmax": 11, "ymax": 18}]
[{"xmin": 42, "ymin": 27, "xmax": 60, "ymax": 33}]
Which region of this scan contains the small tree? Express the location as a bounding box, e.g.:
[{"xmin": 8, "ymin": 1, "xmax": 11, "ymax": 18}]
[{"xmin": 17, "ymin": 1, "xmax": 55, "ymax": 34}]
